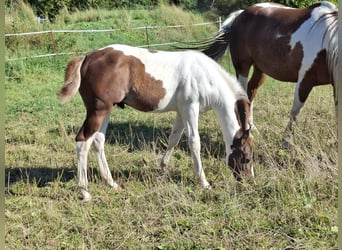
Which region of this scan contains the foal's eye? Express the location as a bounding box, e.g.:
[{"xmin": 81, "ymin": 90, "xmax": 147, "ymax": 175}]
[{"xmin": 241, "ymin": 158, "xmax": 250, "ymax": 164}]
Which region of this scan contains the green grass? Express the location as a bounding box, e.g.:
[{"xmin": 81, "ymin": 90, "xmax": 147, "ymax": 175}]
[{"xmin": 5, "ymin": 3, "xmax": 337, "ymax": 250}]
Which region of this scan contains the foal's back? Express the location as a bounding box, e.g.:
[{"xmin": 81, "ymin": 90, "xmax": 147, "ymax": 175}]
[{"xmin": 86, "ymin": 45, "xmax": 241, "ymax": 112}]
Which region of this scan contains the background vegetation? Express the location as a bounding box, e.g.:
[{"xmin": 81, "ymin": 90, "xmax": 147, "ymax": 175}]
[
  {"xmin": 5, "ymin": 1, "xmax": 337, "ymax": 249},
  {"xmin": 5, "ymin": 0, "xmax": 339, "ymax": 20}
]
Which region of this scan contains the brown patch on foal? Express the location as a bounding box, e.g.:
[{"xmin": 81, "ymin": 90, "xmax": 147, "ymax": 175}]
[
  {"xmin": 228, "ymin": 98, "xmax": 253, "ymax": 180},
  {"xmin": 123, "ymin": 56, "xmax": 166, "ymax": 112},
  {"xmin": 80, "ymin": 47, "xmax": 166, "ymax": 112},
  {"xmin": 75, "ymin": 47, "xmax": 166, "ymax": 141},
  {"xmin": 230, "ymin": 98, "xmax": 252, "ymax": 161}
]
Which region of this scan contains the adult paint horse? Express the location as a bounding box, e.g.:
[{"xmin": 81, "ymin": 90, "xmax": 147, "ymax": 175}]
[
  {"xmin": 59, "ymin": 44, "xmax": 253, "ymax": 201},
  {"xmin": 197, "ymin": 2, "xmax": 338, "ymax": 147}
]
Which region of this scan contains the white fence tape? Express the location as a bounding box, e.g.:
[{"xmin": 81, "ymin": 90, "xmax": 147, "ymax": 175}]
[
  {"xmin": 5, "ymin": 20, "xmax": 220, "ymax": 62},
  {"xmin": 5, "ymin": 21, "xmax": 218, "ymax": 37}
]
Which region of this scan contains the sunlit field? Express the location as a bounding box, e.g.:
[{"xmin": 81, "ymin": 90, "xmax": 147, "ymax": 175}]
[{"xmin": 5, "ymin": 3, "xmax": 337, "ymax": 249}]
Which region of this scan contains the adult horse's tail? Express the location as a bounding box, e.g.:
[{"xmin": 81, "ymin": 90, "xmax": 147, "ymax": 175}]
[
  {"xmin": 58, "ymin": 56, "xmax": 86, "ymax": 104},
  {"xmin": 201, "ymin": 10, "xmax": 243, "ymax": 60}
]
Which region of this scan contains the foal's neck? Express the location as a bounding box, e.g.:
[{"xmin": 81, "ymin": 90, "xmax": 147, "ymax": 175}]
[{"xmin": 214, "ymin": 97, "xmax": 243, "ymax": 156}]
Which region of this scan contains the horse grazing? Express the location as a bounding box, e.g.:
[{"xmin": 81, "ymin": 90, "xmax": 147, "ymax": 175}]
[
  {"xmin": 197, "ymin": 1, "xmax": 338, "ymax": 147},
  {"xmin": 59, "ymin": 44, "xmax": 253, "ymax": 201}
]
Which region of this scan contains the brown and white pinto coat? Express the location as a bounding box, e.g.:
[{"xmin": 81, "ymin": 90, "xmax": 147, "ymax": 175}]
[
  {"xmin": 59, "ymin": 44, "xmax": 253, "ymax": 201},
  {"xmin": 200, "ymin": 2, "xmax": 338, "ymax": 147}
]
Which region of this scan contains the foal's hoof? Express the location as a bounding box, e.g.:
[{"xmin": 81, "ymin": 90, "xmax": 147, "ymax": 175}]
[
  {"xmin": 282, "ymin": 139, "xmax": 292, "ymax": 150},
  {"xmin": 160, "ymin": 159, "xmax": 169, "ymax": 171},
  {"xmin": 202, "ymin": 183, "xmax": 212, "ymax": 190},
  {"xmin": 111, "ymin": 182, "xmax": 121, "ymax": 190},
  {"xmin": 81, "ymin": 192, "xmax": 92, "ymax": 202}
]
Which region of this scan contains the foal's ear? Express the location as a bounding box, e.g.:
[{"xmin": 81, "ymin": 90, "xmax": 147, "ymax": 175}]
[
  {"xmin": 245, "ymin": 124, "xmax": 253, "ymax": 136},
  {"xmin": 240, "ymin": 129, "xmax": 250, "ymax": 146}
]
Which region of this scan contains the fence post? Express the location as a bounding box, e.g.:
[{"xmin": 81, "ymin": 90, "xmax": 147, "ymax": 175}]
[
  {"xmin": 145, "ymin": 27, "xmax": 149, "ymax": 48},
  {"xmin": 49, "ymin": 31, "xmax": 57, "ymax": 54}
]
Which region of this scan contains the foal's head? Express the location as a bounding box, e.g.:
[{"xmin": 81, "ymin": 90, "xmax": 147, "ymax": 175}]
[
  {"xmin": 228, "ymin": 129, "xmax": 253, "ymax": 181},
  {"xmin": 228, "ymin": 98, "xmax": 254, "ymax": 181}
]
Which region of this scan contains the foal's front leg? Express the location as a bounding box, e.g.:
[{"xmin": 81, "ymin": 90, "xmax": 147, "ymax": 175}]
[
  {"xmin": 182, "ymin": 104, "xmax": 211, "ymax": 189},
  {"xmin": 160, "ymin": 114, "xmax": 184, "ymax": 169}
]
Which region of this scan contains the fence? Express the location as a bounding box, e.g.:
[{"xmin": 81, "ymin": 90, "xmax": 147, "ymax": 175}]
[{"xmin": 5, "ymin": 19, "xmax": 222, "ymax": 62}]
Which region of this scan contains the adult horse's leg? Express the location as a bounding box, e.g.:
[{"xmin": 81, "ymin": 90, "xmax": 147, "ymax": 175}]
[
  {"xmin": 235, "ymin": 63, "xmax": 266, "ymax": 132},
  {"xmin": 231, "ymin": 48, "xmax": 252, "ymax": 91},
  {"xmin": 160, "ymin": 114, "xmax": 184, "ymax": 169},
  {"xmin": 246, "ymin": 66, "xmax": 267, "ymax": 131},
  {"xmin": 283, "ymin": 78, "xmax": 313, "ymax": 149},
  {"xmin": 92, "ymin": 113, "xmax": 120, "ymax": 190},
  {"xmin": 181, "ymin": 103, "xmax": 211, "ymax": 189}
]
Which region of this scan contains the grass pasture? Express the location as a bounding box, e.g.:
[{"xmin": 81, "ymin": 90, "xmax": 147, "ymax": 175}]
[{"xmin": 5, "ymin": 3, "xmax": 337, "ymax": 249}]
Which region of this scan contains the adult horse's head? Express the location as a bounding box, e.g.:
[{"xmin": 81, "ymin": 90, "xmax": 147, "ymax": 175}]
[{"xmin": 228, "ymin": 98, "xmax": 254, "ymax": 181}]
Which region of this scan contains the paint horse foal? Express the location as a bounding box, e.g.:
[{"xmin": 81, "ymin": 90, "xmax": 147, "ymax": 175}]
[
  {"xmin": 59, "ymin": 44, "xmax": 253, "ymax": 201},
  {"xmin": 199, "ymin": 2, "xmax": 338, "ymax": 147}
]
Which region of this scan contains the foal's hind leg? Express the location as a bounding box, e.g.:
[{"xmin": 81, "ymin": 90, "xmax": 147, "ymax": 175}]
[
  {"xmin": 76, "ymin": 109, "xmax": 115, "ymax": 201},
  {"xmin": 77, "ymin": 134, "xmax": 96, "ymax": 202},
  {"xmin": 160, "ymin": 114, "xmax": 184, "ymax": 169},
  {"xmin": 92, "ymin": 114, "xmax": 119, "ymax": 190}
]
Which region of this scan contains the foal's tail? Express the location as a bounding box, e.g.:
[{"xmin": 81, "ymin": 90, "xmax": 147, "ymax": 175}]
[
  {"xmin": 58, "ymin": 56, "xmax": 86, "ymax": 104},
  {"xmin": 201, "ymin": 10, "xmax": 243, "ymax": 61}
]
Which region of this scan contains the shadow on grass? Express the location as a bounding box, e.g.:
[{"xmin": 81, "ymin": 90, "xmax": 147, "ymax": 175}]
[
  {"xmin": 106, "ymin": 121, "xmax": 173, "ymax": 151},
  {"xmin": 7, "ymin": 121, "xmax": 225, "ymax": 188},
  {"xmin": 5, "ymin": 167, "xmax": 76, "ymax": 188},
  {"xmin": 4, "ymin": 165, "xmax": 197, "ymax": 192},
  {"xmin": 65, "ymin": 121, "xmax": 225, "ymax": 157}
]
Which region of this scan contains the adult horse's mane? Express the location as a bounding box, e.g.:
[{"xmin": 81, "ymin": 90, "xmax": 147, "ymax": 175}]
[
  {"xmin": 176, "ymin": 10, "xmax": 241, "ymax": 60},
  {"xmin": 316, "ymin": 10, "xmax": 338, "ymax": 83}
]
